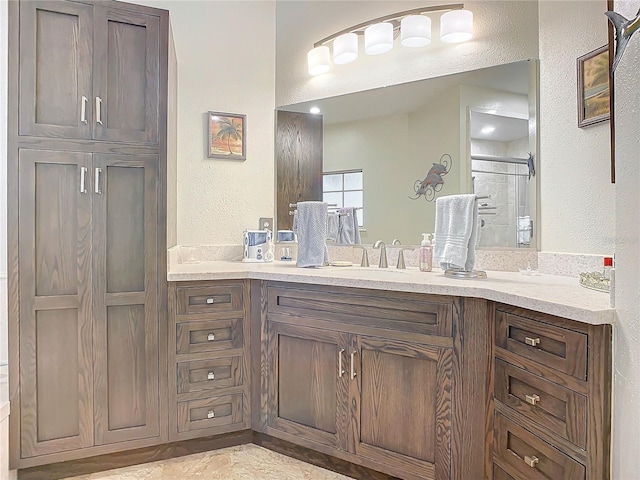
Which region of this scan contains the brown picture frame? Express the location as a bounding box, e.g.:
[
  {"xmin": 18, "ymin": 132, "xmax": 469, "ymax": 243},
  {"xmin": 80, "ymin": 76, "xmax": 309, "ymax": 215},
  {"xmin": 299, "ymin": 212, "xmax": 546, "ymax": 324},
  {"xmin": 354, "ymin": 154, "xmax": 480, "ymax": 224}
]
[
  {"xmin": 577, "ymin": 45, "xmax": 610, "ymax": 128},
  {"xmin": 207, "ymin": 111, "xmax": 246, "ymax": 160}
]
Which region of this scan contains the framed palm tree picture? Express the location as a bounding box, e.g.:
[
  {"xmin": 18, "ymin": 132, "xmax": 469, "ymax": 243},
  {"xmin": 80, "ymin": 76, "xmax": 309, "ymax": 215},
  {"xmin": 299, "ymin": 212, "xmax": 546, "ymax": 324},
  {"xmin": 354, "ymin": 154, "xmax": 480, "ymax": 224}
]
[
  {"xmin": 208, "ymin": 111, "xmax": 246, "ymax": 160},
  {"xmin": 577, "ymin": 45, "xmax": 610, "ymax": 128}
]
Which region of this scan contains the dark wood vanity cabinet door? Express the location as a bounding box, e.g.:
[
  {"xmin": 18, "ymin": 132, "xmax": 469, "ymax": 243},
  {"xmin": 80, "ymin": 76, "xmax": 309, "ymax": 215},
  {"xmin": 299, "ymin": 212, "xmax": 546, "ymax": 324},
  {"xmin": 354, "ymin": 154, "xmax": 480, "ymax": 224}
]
[
  {"xmin": 276, "ymin": 111, "xmax": 323, "ymax": 230},
  {"xmin": 92, "ymin": 155, "xmax": 160, "ymax": 445},
  {"xmin": 351, "ymin": 335, "xmax": 453, "ymax": 480},
  {"xmin": 267, "ymin": 321, "xmax": 350, "ymax": 451},
  {"xmin": 18, "ymin": 1, "xmax": 94, "ymax": 139},
  {"xmin": 18, "ymin": 149, "xmax": 94, "ymax": 457},
  {"xmin": 93, "ymin": 6, "xmax": 160, "ymax": 144}
]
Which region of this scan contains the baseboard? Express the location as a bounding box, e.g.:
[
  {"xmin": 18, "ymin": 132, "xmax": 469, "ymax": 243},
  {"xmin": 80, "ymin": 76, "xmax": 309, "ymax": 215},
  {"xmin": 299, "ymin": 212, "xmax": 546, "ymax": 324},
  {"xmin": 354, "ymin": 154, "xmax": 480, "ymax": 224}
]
[{"xmin": 17, "ymin": 430, "xmax": 252, "ymax": 480}]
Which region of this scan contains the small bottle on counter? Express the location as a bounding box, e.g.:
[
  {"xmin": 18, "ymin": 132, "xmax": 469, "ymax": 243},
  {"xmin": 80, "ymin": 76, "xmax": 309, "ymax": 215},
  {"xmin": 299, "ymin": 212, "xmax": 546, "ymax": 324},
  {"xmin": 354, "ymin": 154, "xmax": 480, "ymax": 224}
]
[
  {"xmin": 609, "ymin": 255, "xmax": 616, "ymax": 308},
  {"xmin": 419, "ymin": 233, "xmax": 433, "ymax": 272},
  {"xmin": 603, "ymin": 256, "xmax": 613, "ymax": 279}
]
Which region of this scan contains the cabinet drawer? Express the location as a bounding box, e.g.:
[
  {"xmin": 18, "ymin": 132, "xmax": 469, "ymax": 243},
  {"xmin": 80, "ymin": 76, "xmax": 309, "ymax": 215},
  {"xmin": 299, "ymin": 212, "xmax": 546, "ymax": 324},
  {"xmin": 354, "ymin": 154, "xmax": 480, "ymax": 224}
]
[
  {"xmin": 177, "ymin": 356, "xmax": 244, "ymax": 394},
  {"xmin": 496, "ymin": 310, "xmax": 587, "ymax": 380},
  {"xmin": 495, "ymin": 359, "xmax": 587, "ymax": 449},
  {"xmin": 494, "ymin": 413, "xmax": 585, "ymax": 480},
  {"xmin": 494, "ymin": 464, "xmax": 517, "ymax": 480},
  {"xmin": 268, "ymin": 285, "xmax": 453, "ymax": 337},
  {"xmin": 176, "ymin": 318, "xmax": 243, "ymax": 355},
  {"xmin": 176, "ymin": 284, "xmax": 243, "ymax": 316},
  {"xmin": 177, "ymin": 394, "xmax": 244, "ymax": 433}
]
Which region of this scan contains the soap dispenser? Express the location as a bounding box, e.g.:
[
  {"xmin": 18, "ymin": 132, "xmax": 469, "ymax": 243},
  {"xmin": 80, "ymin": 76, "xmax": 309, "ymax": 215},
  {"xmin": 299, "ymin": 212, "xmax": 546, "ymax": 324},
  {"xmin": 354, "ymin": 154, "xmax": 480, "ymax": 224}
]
[{"xmin": 419, "ymin": 233, "xmax": 433, "ymax": 272}]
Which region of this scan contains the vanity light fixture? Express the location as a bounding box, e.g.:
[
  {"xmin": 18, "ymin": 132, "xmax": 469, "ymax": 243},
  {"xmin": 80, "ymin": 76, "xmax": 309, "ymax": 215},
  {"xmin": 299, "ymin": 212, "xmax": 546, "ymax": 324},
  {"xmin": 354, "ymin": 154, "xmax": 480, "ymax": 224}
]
[
  {"xmin": 307, "ymin": 4, "xmax": 473, "ymax": 76},
  {"xmin": 309, "ymin": 106, "xmax": 321, "ymax": 114}
]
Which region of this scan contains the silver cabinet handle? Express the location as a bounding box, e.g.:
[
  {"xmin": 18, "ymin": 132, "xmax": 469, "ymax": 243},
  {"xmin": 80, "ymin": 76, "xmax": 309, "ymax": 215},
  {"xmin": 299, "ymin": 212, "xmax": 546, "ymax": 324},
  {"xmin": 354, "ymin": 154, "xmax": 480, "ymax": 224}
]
[
  {"xmin": 338, "ymin": 349, "xmax": 345, "ymax": 378},
  {"xmin": 207, "ymin": 371, "xmax": 215, "ymax": 380},
  {"xmin": 525, "ymin": 336, "xmax": 540, "ymax": 347},
  {"xmin": 350, "ymin": 351, "xmax": 357, "ymax": 379},
  {"xmin": 525, "ymin": 393, "xmax": 540, "ymax": 406},
  {"xmin": 94, "ymin": 168, "xmax": 102, "ymax": 194},
  {"xmin": 80, "ymin": 96, "xmax": 88, "ymax": 124},
  {"xmin": 206, "ymin": 298, "xmax": 214, "ymax": 304},
  {"xmin": 524, "ymin": 455, "xmax": 539, "ymax": 468},
  {"xmin": 80, "ymin": 167, "xmax": 87, "ymax": 193},
  {"xmin": 207, "ymin": 333, "xmax": 215, "ymax": 341},
  {"xmin": 207, "ymin": 410, "xmax": 215, "ymax": 419},
  {"xmin": 96, "ymin": 96, "xmax": 103, "ymax": 125}
]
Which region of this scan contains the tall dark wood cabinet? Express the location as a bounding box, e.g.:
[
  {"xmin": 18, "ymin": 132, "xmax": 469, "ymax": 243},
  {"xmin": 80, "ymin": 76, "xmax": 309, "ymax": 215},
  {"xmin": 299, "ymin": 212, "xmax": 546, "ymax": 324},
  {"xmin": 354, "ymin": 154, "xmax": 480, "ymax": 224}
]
[{"xmin": 8, "ymin": 0, "xmax": 176, "ymax": 469}]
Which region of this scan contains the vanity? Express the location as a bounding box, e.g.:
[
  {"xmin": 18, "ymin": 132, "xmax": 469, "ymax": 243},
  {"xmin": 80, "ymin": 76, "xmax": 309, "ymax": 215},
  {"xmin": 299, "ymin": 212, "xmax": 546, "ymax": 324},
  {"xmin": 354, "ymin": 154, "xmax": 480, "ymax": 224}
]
[{"xmin": 166, "ymin": 259, "xmax": 612, "ymax": 480}]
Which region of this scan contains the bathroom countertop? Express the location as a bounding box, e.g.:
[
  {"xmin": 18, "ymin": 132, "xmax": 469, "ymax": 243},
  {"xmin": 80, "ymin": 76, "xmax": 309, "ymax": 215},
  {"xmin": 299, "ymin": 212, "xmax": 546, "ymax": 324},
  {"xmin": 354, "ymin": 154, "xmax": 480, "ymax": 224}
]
[{"xmin": 168, "ymin": 261, "xmax": 614, "ymax": 325}]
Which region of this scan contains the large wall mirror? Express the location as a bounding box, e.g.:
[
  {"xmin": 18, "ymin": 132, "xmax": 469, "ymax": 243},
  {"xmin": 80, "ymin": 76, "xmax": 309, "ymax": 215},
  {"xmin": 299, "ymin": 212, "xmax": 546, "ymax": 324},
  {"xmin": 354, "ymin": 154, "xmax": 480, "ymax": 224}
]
[{"xmin": 276, "ymin": 59, "xmax": 538, "ymax": 248}]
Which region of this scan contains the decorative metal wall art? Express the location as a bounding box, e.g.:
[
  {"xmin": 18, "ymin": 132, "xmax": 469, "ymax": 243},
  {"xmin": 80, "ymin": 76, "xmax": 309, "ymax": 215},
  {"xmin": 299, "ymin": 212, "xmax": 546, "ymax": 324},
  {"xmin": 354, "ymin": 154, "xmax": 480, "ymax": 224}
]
[{"xmin": 409, "ymin": 153, "xmax": 452, "ymax": 202}]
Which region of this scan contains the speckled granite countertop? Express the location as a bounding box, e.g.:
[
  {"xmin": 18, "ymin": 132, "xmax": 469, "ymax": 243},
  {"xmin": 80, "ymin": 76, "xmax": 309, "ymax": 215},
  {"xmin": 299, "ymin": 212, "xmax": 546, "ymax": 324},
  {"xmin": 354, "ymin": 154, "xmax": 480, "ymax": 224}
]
[{"xmin": 168, "ymin": 261, "xmax": 614, "ymax": 325}]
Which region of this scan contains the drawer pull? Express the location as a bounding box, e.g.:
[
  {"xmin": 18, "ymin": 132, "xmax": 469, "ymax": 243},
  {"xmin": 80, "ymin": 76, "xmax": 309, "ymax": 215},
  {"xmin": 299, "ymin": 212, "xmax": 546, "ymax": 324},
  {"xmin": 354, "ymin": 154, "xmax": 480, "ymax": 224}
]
[
  {"xmin": 525, "ymin": 336, "xmax": 541, "ymax": 347},
  {"xmin": 207, "ymin": 410, "xmax": 215, "ymax": 419},
  {"xmin": 524, "ymin": 455, "xmax": 539, "ymax": 468},
  {"xmin": 525, "ymin": 393, "xmax": 540, "ymax": 405},
  {"xmin": 206, "ymin": 297, "xmax": 214, "ymax": 304},
  {"xmin": 207, "ymin": 333, "xmax": 215, "ymax": 341},
  {"xmin": 207, "ymin": 371, "xmax": 215, "ymax": 380},
  {"xmin": 350, "ymin": 351, "xmax": 357, "ymax": 380},
  {"xmin": 338, "ymin": 349, "xmax": 345, "ymax": 378}
]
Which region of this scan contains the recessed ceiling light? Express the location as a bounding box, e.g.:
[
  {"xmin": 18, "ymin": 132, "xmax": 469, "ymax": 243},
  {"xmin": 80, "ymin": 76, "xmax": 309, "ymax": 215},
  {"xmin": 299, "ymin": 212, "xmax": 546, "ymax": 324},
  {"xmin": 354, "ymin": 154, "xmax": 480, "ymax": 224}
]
[
  {"xmin": 481, "ymin": 126, "xmax": 495, "ymax": 135},
  {"xmin": 310, "ymin": 107, "xmax": 321, "ymax": 114}
]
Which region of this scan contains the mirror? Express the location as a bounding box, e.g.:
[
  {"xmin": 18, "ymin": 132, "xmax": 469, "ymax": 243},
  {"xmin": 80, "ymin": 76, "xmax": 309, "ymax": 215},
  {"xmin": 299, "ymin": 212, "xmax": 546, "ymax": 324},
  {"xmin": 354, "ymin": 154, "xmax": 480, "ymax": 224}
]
[{"xmin": 276, "ymin": 60, "xmax": 537, "ymax": 247}]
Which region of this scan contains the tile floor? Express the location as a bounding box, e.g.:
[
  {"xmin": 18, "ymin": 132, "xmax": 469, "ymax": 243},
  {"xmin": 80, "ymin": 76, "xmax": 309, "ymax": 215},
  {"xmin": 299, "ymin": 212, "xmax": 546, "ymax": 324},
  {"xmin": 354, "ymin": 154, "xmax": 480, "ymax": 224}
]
[{"xmin": 61, "ymin": 444, "xmax": 353, "ymax": 480}]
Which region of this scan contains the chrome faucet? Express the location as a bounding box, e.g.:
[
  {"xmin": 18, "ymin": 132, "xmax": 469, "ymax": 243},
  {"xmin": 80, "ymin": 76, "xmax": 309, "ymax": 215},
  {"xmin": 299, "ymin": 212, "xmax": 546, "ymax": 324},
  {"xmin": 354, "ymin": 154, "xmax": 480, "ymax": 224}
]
[
  {"xmin": 373, "ymin": 240, "xmax": 388, "ymax": 268},
  {"xmin": 353, "ymin": 245, "xmax": 370, "ymax": 267},
  {"xmin": 391, "ymin": 239, "xmax": 414, "ymax": 269}
]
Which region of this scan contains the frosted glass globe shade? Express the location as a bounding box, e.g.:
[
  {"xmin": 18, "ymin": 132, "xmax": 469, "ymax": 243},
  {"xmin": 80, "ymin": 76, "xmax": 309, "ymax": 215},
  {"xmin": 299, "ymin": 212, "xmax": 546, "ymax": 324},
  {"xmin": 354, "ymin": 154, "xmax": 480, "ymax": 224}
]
[
  {"xmin": 364, "ymin": 22, "xmax": 393, "ymax": 55},
  {"xmin": 307, "ymin": 45, "xmax": 331, "ymax": 75},
  {"xmin": 440, "ymin": 9, "xmax": 473, "ymax": 43},
  {"xmin": 333, "ymin": 33, "xmax": 358, "ymax": 64},
  {"xmin": 401, "ymin": 15, "xmax": 431, "ymax": 47}
]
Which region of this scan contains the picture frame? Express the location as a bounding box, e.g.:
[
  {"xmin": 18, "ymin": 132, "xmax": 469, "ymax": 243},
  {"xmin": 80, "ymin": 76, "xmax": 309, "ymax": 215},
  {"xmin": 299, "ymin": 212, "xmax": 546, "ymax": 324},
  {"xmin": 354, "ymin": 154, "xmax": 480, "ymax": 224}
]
[
  {"xmin": 577, "ymin": 45, "xmax": 610, "ymax": 128},
  {"xmin": 207, "ymin": 111, "xmax": 246, "ymax": 160}
]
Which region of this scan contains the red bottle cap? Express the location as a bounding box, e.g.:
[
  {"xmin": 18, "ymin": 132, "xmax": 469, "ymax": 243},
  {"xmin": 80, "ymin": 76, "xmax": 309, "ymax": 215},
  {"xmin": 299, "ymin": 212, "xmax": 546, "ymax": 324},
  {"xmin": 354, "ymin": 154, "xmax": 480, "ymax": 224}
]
[{"xmin": 604, "ymin": 257, "xmax": 613, "ymax": 267}]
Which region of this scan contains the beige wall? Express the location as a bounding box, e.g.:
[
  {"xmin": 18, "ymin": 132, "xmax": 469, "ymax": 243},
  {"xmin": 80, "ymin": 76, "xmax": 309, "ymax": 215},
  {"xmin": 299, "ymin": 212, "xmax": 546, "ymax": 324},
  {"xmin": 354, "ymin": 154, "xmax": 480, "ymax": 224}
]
[
  {"xmin": 612, "ymin": 2, "xmax": 640, "ymax": 478},
  {"xmin": 538, "ymin": 1, "xmax": 613, "ymax": 254},
  {"xmin": 138, "ymin": 0, "xmax": 276, "ymax": 245}
]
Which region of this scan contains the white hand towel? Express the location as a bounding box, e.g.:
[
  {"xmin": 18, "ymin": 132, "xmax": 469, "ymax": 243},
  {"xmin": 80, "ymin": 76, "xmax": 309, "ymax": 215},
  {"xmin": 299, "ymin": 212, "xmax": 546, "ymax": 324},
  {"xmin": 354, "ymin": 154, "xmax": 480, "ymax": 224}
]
[
  {"xmin": 337, "ymin": 207, "xmax": 361, "ymax": 245},
  {"xmin": 327, "ymin": 212, "xmax": 339, "ymax": 242},
  {"xmin": 434, "ymin": 194, "xmax": 478, "ymax": 271},
  {"xmin": 293, "ymin": 201, "xmax": 329, "ymax": 268}
]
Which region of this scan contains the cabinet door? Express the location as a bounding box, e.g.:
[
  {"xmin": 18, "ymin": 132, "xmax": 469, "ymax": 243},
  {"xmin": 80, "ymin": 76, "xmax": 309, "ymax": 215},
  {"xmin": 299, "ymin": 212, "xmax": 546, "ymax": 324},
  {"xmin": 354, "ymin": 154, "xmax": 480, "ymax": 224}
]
[
  {"xmin": 93, "ymin": 6, "xmax": 160, "ymax": 144},
  {"xmin": 267, "ymin": 321, "xmax": 349, "ymax": 450},
  {"xmin": 275, "ymin": 111, "xmax": 323, "ymax": 230},
  {"xmin": 18, "ymin": 1, "xmax": 94, "ymax": 139},
  {"xmin": 18, "ymin": 149, "xmax": 94, "ymax": 457},
  {"xmin": 92, "ymin": 155, "xmax": 159, "ymax": 444},
  {"xmin": 351, "ymin": 335, "xmax": 453, "ymax": 480}
]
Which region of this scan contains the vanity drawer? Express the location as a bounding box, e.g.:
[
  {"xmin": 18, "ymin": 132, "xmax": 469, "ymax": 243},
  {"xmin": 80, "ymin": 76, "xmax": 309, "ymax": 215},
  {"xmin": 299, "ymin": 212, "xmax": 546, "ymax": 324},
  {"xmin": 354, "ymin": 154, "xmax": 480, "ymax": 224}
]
[
  {"xmin": 177, "ymin": 394, "xmax": 245, "ymax": 433},
  {"xmin": 268, "ymin": 284, "xmax": 453, "ymax": 337},
  {"xmin": 495, "ymin": 359, "xmax": 587, "ymax": 449},
  {"xmin": 495, "ymin": 310, "xmax": 587, "ymax": 381},
  {"xmin": 176, "ymin": 318, "xmax": 243, "ymax": 355},
  {"xmin": 494, "ymin": 412, "xmax": 585, "ymax": 480},
  {"xmin": 176, "ymin": 283, "xmax": 244, "ymax": 316},
  {"xmin": 493, "ymin": 464, "xmax": 517, "ymax": 480},
  {"xmin": 177, "ymin": 356, "xmax": 244, "ymax": 394}
]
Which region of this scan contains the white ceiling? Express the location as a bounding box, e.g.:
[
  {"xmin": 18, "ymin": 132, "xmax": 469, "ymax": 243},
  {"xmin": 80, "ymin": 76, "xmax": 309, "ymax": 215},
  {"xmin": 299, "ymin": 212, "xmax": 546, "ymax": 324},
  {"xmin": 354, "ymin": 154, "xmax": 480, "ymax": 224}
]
[
  {"xmin": 470, "ymin": 111, "xmax": 529, "ymax": 142},
  {"xmin": 278, "ymin": 61, "xmax": 531, "ymax": 134}
]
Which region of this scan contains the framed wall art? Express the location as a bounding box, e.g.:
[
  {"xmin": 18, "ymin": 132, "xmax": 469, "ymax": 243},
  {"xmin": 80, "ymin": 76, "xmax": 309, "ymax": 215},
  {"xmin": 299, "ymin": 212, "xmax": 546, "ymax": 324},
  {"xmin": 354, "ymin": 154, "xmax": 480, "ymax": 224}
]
[
  {"xmin": 577, "ymin": 45, "xmax": 610, "ymax": 128},
  {"xmin": 207, "ymin": 111, "xmax": 246, "ymax": 160}
]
